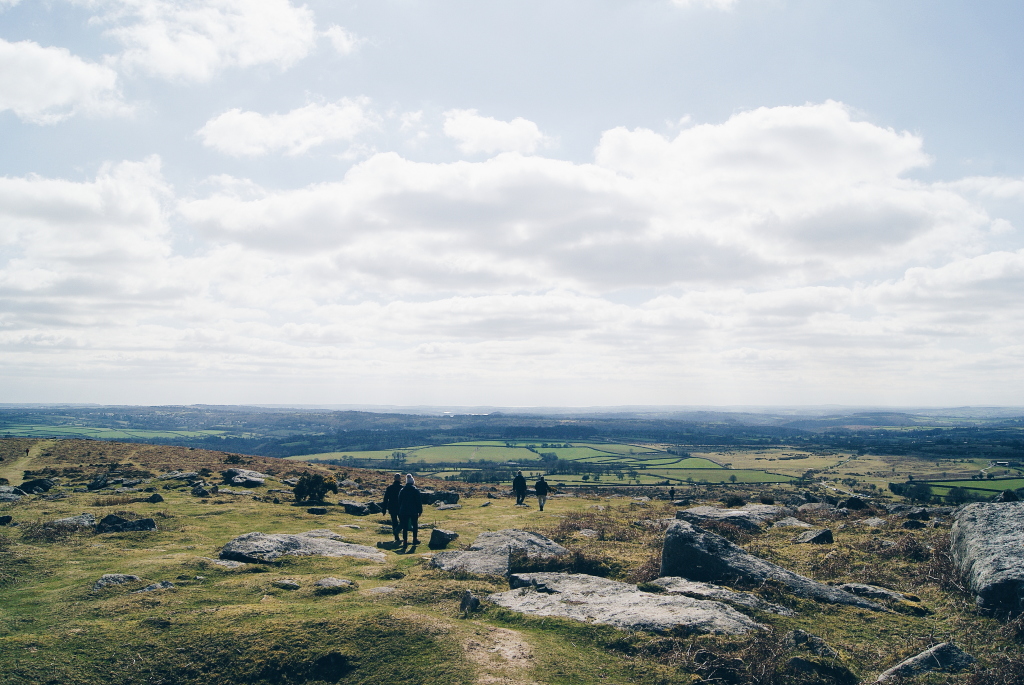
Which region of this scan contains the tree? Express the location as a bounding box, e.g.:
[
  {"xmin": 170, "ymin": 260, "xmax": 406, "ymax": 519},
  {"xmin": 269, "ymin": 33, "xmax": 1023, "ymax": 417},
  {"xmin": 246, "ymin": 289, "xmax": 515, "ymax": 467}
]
[
  {"xmin": 729, "ymin": 474, "xmax": 738, "ymax": 484},
  {"xmin": 907, "ymin": 482, "xmax": 932, "ymax": 502}
]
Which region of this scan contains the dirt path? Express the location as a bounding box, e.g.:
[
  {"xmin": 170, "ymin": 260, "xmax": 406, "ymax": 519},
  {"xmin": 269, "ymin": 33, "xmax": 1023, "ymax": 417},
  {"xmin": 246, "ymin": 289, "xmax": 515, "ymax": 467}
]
[
  {"xmin": 0, "ymin": 439, "xmax": 50, "ymax": 485},
  {"xmin": 463, "ymin": 624, "xmax": 538, "ymax": 685}
]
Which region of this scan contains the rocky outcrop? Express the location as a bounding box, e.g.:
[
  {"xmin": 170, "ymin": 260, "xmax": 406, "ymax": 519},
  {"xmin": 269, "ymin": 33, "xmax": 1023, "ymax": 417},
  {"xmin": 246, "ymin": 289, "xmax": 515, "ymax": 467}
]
[
  {"xmin": 951, "ymin": 502, "xmax": 1024, "ymax": 613},
  {"xmin": 783, "ymin": 629, "xmax": 839, "ymax": 658},
  {"xmin": 93, "ymin": 574, "xmax": 141, "ymax": 590},
  {"xmin": 675, "ymin": 504, "xmax": 791, "ymax": 532},
  {"xmin": 314, "ymin": 577, "xmax": 355, "ymax": 594},
  {"xmin": 773, "ymin": 517, "xmax": 812, "ymax": 528},
  {"xmin": 158, "ymin": 471, "xmax": 199, "ymax": 481},
  {"xmin": 420, "ymin": 490, "xmax": 460, "ymax": 505},
  {"xmin": 430, "ymin": 530, "xmax": 569, "ymax": 576},
  {"xmin": 874, "ymin": 643, "xmax": 974, "ymax": 682},
  {"xmin": 220, "ymin": 530, "xmax": 386, "ymax": 563},
  {"xmin": 339, "ymin": 500, "xmax": 373, "ymax": 516},
  {"xmin": 660, "ymin": 520, "xmax": 884, "ymax": 610},
  {"xmin": 490, "ymin": 573, "xmax": 763, "ymax": 635},
  {"xmin": 837, "ymin": 583, "xmax": 919, "ymax": 603},
  {"xmin": 793, "ymin": 529, "xmax": 833, "ymax": 544},
  {"xmin": 0, "ymin": 485, "xmax": 25, "ymax": 502},
  {"xmin": 429, "ymin": 528, "xmax": 459, "ymax": 549},
  {"xmin": 53, "ymin": 513, "xmax": 96, "ymax": 527},
  {"xmin": 96, "ymin": 514, "xmax": 157, "ymax": 533},
  {"xmin": 222, "ymin": 468, "xmax": 267, "ymax": 487},
  {"xmin": 19, "ymin": 478, "xmax": 55, "ymax": 494},
  {"xmin": 648, "ymin": 577, "xmax": 794, "ymax": 616}
]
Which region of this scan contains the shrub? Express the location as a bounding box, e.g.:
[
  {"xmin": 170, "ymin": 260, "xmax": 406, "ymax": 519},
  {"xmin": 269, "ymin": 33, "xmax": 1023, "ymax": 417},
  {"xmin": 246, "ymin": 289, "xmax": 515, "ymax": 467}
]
[{"xmin": 293, "ymin": 474, "xmax": 338, "ymax": 503}]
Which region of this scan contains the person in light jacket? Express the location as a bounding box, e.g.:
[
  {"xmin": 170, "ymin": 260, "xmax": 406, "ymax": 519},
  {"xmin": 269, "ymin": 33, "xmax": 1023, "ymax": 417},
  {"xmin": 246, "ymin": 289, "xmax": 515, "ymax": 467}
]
[
  {"xmin": 397, "ymin": 474, "xmax": 423, "ymax": 546},
  {"xmin": 381, "ymin": 473, "xmax": 403, "ymax": 542}
]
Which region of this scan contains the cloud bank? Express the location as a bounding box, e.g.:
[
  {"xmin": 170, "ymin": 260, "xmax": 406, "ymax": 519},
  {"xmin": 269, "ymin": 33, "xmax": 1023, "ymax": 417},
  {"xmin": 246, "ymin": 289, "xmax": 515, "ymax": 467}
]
[{"xmin": 2, "ymin": 102, "xmax": 1022, "ymax": 404}]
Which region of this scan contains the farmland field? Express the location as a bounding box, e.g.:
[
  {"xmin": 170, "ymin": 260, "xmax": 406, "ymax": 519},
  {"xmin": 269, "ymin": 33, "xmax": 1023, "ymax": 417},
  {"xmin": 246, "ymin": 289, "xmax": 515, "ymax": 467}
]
[
  {"xmin": 0, "ymin": 424, "xmax": 226, "ymax": 440},
  {"xmin": 923, "ymin": 478, "xmax": 1024, "ymax": 493}
]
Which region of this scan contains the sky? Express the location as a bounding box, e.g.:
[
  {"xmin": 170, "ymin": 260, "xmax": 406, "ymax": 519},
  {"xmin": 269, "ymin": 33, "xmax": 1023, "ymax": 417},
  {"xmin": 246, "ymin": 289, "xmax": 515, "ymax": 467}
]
[{"xmin": 1, "ymin": 0, "xmax": 1023, "ymax": 408}]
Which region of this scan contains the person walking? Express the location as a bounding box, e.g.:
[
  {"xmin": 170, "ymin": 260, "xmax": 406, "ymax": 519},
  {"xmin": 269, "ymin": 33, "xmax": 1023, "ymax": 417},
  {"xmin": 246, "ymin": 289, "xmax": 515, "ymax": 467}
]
[
  {"xmin": 668, "ymin": 486, "xmax": 676, "ymax": 501},
  {"xmin": 397, "ymin": 474, "xmax": 423, "ymax": 547},
  {"xmin": 381, "ymin": 473, "xmax": 403, "ymax": 543},
  {"xmin": 512, "ymin": 470, "xmax": 527, "ymax": 505},
  {"xmin": 534, "ymin": 475, "xmax": 550, "ymax": 511}
]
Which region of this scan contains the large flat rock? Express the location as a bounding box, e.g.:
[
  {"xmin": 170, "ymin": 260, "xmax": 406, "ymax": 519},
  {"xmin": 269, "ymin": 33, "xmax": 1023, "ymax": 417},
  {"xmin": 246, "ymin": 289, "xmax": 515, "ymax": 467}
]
[
  {"xmin": 650, "ymin": 576, "xmax": 794, "ymax": 616},
  {"xmin": 430, "ymin": 529, "xmax": 569, "ymax": 577},
  {"xmin": 951, "ymin": 502, "xmax": 1024, "ymax": 613},
  {"xmin": 220, "ymin": 530, "xmax": 385, "ymax": 563},
  {"xmin": 660, "ymin": 520, "xmax": 884, "ymax": 611},
  {"xmin": 490, "ymin": 573, "xmax": 763, "ymax": 635},
  {"xmin": 675, "ymin": 504, "xmax": 792, "ymax": 531}
]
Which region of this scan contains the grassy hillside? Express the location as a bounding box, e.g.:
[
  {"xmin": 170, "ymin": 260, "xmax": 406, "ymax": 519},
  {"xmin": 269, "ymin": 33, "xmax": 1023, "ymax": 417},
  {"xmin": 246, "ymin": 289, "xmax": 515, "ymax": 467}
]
[{"xmin": 2, "ymin": 438, "xmax": 1023, "ymax": 684}]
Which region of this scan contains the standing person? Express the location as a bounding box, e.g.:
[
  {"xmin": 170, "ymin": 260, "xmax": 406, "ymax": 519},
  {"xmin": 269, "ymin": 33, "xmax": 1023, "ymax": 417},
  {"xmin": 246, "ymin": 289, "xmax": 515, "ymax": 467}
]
[
  {"xmin": 381, "ymin": 473, "xmax": 403, "ymax": 543},
  {"xmin": 669, "ymin": 486, "xmax": 676, "ymax": 502},
  {"xmin": 534, "ymin": 475, "xmax": 550, "ymax": 511},
  {"xmin": 397, "ymin": 474, "xmax": 423, "ymax": 546},
  {"xmin": 512, "ymin": 470, "xmax": 527, "ymax": 505}
]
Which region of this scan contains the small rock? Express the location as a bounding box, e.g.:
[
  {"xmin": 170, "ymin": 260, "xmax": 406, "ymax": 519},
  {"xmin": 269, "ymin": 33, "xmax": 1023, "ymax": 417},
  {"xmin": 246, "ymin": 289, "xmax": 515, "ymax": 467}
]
[
  {"xmin": 479, "ymin": 501, "xmax": 491, "ymax": 507},
  {"xmin": 145, "ymin": 493, "xmax": 164, "ymax": 503},
  {"xmin": 53, "ymin": 513, "xmax": 96, "ymax": 527},
  {"xmin": 862, "ymin": 517, "xmax": 887, "ymax": 527},
  {"xmin": 797, "ymin": 502, "xmax": 834, "ymax": 513},
  {"xmin": 435, "ymin": 503, "xmax": 462, "ymax": 511},
  {"xmin": 577, "ymin": 528, "xmax": 600, "ymax": 538},
  {"xmin": 773, "ymin": 517, "xmax": 812, "ymax": 528},
  {"xmin": 93, "ymin": 574, "xmax": 141, "ymax": 590},
  {"xmin": 902, "ymin": 519, "xmax": 927, "ymax": 530},
  {"xmin": 793, "ymin": 529, "xmax": 834, "ymax": 544},
  {"xmin": 783, "ymin": 629, "xmax": 840, "ymax": 658},
  {"xmin": 838, "ymin": 583, "xmax": 919, "ymax": 603},
  {"xmin": 307, "ymin": 507, "xmax": 329, "ymax": 515},
  {"xmin": 339, "ymin": 500, "xmax": 371, "ymax": 516},
  {"xmin": 133, "ymin": 581, "xmax": 174, "ymax": 593},
  {"xmin": 19, "ymin": 478, "xmax": 55, "ymax": 494},
  {"xmin": 314, "ymin": 577, "xmax": 354, "ymax": 594},
  {"xmin": 274, "ymin": 579, "xmax": 301, "ymax": 590},
  {"xmin": 191, "ymin": 485, "xmax": 210, "ymax": 497},
  {"xmin": 875, "ymin": 643, "xmax": 975, "ymax": 682},
  {"xmin": 459, "ymin": 590, "xmax": 481, "ymax": 613},
  {"xmin": 841, "ymin": 496, "xmax": 867, "ymax": 510},
  {"xmin": 992, "ymin": 489, "xmax": 1019, "ymax": 503},
  {"xmin": 0, "ymin": 515, "xmax": 12, "ymax": 526},
  {"xmin": 429, "ymin": 528, "xmax": 459, "ymax": 549},
  {"xmin": 96, "ymin": 514, "xmax": 157, "ymax": 533}
]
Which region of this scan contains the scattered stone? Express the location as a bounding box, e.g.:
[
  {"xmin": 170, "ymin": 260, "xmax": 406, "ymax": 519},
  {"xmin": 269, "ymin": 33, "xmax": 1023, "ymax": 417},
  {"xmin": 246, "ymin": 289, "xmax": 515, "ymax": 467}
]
[
  {"xmin": 133, "ymin": 581, "xmax": 174, "ymax": 593},
  {"xmin": 676, "ymin": 504, "xmax": 791, "ymax": 532},
  {"xmin": 53, "ymin": 513, "xmax": 97, "ymax": 527},
  {"xmin": 426, "ymin": 528, "xmax": 457, "ymax": 549},
  {"xmin": 862, "ymin": 517, "xmax": 887, "ymax": 527},
  {"xmin": 93, "ymin": 574, "xmax": 141, "ymax": 590},
  {"xmin": 837, "ymin": 583, "xmax": 920, "ymax": 603},
  {"xmin": 479, "ymin": 501, "xmax": 491, "ymax": 507},
  {"xmin": 633, "ymin": 496, "xmax": 651, "ymax": 503},
  {"xmin": 491, "ymin": 573, "xmax": 763, "ymax": 635},
  {"xmin": 783, "ymin": 629, "xmax": 839, "ymax": 658},
  {"xmin": 660, "ymin": 520, "xmax": 884, "ymax": 611},
  {"xmin": 486, "ymin": 492, "xmax": 500, "ymax": 499},
  {"xmin": 145, "ymin": 493, "xmax": 164, "ymax": 503},
  {"xmin": 793, "ymin": 529, "xmax": 834, "ymax": 544},
  {"xmin": 773, "ymin": 517, "xmax": 812, "ymax": 528},
  {"xmin": 307, "ymin": 507, "xmax": 329, "ymax": 515},
  {"xmin": 431, "ymin": 529, "xmax": 570, "ymax": 577},
  {"xmin": 0, "ymin": 485, "xmax": 26, "ymax": 502},
  {"xmin": 951, "ymin": 502, "xmax": 1024, "ymax": 613},
  {"xmin": 96, "ymin": 514, "xmax": 157, "ymax": 533},
  {"xmin": 577, "ymin": 528, "xmax": 599, "ymax": 538},
  {"xmin": 369, "ymin": 586, "xmax": 396, "ymax": 594},
  {"xmin": 460, "ymin": 590, "xmax": 481, "ymax": 613},
  {"xmin": 797, "ymin": 502, "xmax": 834, "ymax": 513},
  {"xmin": 218, "ymin": 489, "xmax": 252, "ymax": 496},
  {"xmin": 0, "ymin": 515, "xmax": 12, "ymax": 526},
  {"xmin": 220, "ymin": 530, "xmax": 386, "ymax": 563},
  {"xmin": 159, "ymin": 471, "xmax": 199, "ymax": 481},
  {"xmin": 86, "ymin": 474, "xmax": 110, "ymax": 490},
  {"xmin": 420, "ymin": 490, "xmax": 461, "ymax": 505},
  {"xmin": 650, "ymin": 577, "xmax": 794, "ymax": 616},
  {"xmin": 19, "ymin": 478, "xmax": 55, "ymax": 494},
  {"xmin": 274, "ymin": 579, "xmax": 301, "ymax": 590},
  {"xmin": 191, "ymin": 485, "xmax": 210, "ymax": 497},
  {"xmin": 366, "ymin": 501, "xmax": 382, "ymax": 514},
  {"xmin": 314, "ymin": 577, "xmax": 355, "ymax": 594},
  {"xmin": 222, "ymin": 468, "xmax": 268, "ymax": 487},
  {"xmin": 902, "ymin": 519, "xmax": 927, "ymax": 530},
  {"xmin": 339, "ymin": 500, "xmax": 372, "ymax": 516},
  {"xmin": 841, "ymin": 496, "xmax": 868, "ymax": 510},
  {"xmin": 435, "ymin": 503, "xmax": 462, "ymax": 511},
  {"xmin": 875, "ymin": 643, "xmax": 975, "ymax": 682},
  {"xmin": 904, "ymin": 507, "xmax": 931, "ymax": 520},
  {"xmin": 199, "ymin": 557, "xmax": 245, "ymax": 568},
  {"xmin": 786, "ymin": 657, "xmax": 856, "ymax": 684}
]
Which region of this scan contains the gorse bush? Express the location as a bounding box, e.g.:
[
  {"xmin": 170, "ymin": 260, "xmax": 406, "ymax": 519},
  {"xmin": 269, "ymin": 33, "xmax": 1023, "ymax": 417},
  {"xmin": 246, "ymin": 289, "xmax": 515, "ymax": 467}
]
[{"xmin": 293, "ymin": 473, "xmax": 339, "ymax": 503}]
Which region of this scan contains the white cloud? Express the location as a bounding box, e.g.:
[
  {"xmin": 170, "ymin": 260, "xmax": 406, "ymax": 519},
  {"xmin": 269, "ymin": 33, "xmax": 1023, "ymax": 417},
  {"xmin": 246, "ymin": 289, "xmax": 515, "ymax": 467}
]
[
  {"xmin": 443, "ymin": 109, "xmax": 548, "ymax": 155},
  {"xmin": 4, "ymin": 103, "xmax": 1024, "ymax": 404},
  {"xmin": 671, "ymin": 0, "xmax": 740, "ymax": 9},
  {"xmin": 322, "ymin": 24, "xmax": 364, "ymax": 55},
  {"xmin": 84, "ymin": 0, "xmax": 317, "ymax": 82},
  {"xmin": 0, "ymin": 38, "xmax": 128, "ymax": 123},
  {"xmin": 198, "ymin": 97, "xmax": 379, "ymax": 156}
]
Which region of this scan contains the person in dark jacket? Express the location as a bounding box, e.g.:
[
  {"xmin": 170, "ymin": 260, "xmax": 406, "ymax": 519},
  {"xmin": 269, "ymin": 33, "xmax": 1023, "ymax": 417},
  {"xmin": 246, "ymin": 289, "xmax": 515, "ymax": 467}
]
[
  {"xmin": 512, "ymin": 471, "xmax": 527, "ymax": 505},
  {"xmin": 534, "ymin": 476, "xmax": 550, "ymax": 511},
  {"xmin": 397, "ymin": 474, "xmax": 423, "ymax": 546},
  {"xmin": 381, "ymin": 473, "xmax": 403, "ymax": 542}
]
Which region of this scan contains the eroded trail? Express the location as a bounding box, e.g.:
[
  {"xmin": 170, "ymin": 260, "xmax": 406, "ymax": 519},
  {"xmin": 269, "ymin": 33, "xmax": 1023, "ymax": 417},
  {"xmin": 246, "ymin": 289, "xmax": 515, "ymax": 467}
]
[
  {"xmin": 0, "ymin": 439, "xmax": 51, "ymax": 485},
  {"xmin": 463, "ymin": 623, "xmax": 538, "ymax": 685}
]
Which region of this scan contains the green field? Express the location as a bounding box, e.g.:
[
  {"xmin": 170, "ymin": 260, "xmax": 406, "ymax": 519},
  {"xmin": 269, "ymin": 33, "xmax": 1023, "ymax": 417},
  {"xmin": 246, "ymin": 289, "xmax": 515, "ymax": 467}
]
[
  {"xmin": 0, "ymin": 424, "xmax": 226, "ymax": 440},
  {"xmin": 924, "ymin": 478, "xmax": 1024, "ymax": 493}
]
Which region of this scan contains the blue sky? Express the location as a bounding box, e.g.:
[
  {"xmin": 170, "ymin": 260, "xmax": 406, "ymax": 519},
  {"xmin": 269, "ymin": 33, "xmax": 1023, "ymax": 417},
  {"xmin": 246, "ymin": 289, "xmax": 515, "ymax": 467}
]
[{"xmin": 1, "ymin": 0, "xmax": 1023, "ymax": 407}]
